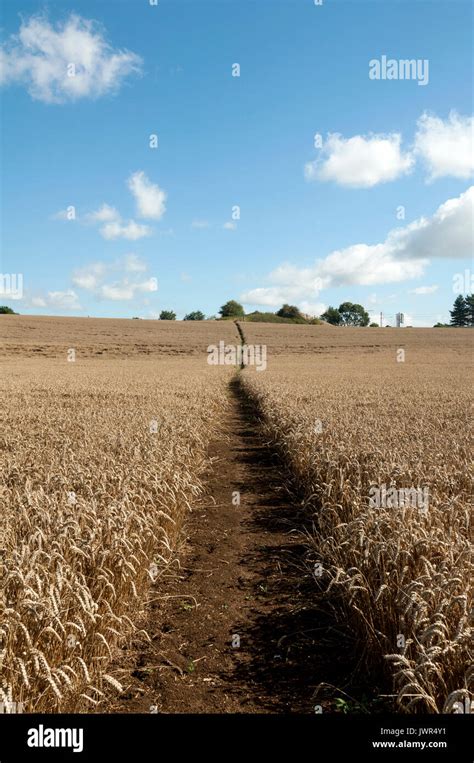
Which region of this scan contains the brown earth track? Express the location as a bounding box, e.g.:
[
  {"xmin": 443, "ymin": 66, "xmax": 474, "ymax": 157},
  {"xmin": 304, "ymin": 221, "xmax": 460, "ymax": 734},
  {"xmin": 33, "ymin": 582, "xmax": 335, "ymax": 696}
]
[{"xmin": 109, "ymin": 375, "xmax": 363, "ymax": 714}]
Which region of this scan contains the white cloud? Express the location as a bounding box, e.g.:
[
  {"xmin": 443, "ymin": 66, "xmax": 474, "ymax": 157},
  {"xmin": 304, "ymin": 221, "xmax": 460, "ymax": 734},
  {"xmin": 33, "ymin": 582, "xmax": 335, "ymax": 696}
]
[
  {"xmin": 72, "ymin": 256, "xmax": 157, "ymax": 302},
  {"xmin": 191, "ymin": 220, "xmax": 210, "ymax": 229},
  {"xmin": 30, "ymin": 296, "xmax": 47, "ymax": 307},
  {"xmin": 223, "ymin": 221, "xmax": 237, "ymax": 230},
  {"xmin": 0, "ymin": 14, "xmax": 142, "ymax": 104},
  {"xmin": 241, "ymin": 286, "xmax": 309, "ymax": 307},
  {"xmin": 409, "ymin": 285, "xmax": 439, "ymax": 295},
  {"xmin": 124, "ymin": 253, "xmax": 147, "ymax": 272},
  {"xmin": 414, "ymin": 111, "xmax": 474, "ymax": 181},
  {"xmin": 387, "ymin": 185, "xmax": 473, "ymax": 259},
  {"xmin": 241, "ymin": 188, "xmax": 472, "ymax": 307},
  {"xmin": 0, "ymin": 14, "xmax": 142, "ymax": 103},
  {"xmin": 305, "ymin": 132, "xmax": 413, "ymax": 188},
  {"xmin": 315, "ymin": 244, "xmax": 426, "ymax": 286},
  {"xmin": 100, "ymin": 219, "xmax": 151, "ymax": 240},
  {"xmin": 86, "ymin": 204, "xmax": 120, "ymax": 223},
  {"xmin": 84, "ymin": 202, "xmax": 150, "ymax": 239},
  {"xmin": 298, "ymin": 301, "xmax": 327, "ymax": 316},
  {"xmin": 47, "ymin": 289, "xmax": 81, "ymax": 310},
  {"xmin": 128, "ymin": 171, "xmax": 166, "ymax": 220},
  {"xmin": 137, "ymin": 277, "xmax": 158, "ymax": 293},
  {"xmin": 72, "ymin": 262, "xmax": 107, "ymax": 290},
  {"xmin": 69, "ymin": 174, "xmax": 166, "ymax": 241},
  {"xmin": 99, "ymin": 278, "xmax": 157, "ymax": 301}
]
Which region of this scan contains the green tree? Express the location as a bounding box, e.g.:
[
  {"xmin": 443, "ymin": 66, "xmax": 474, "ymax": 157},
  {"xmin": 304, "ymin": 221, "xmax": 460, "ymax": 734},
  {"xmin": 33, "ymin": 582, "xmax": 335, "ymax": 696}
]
[
  {"xmin": 450, "ymin": 295, "xmax": 469, "ymax": 326},
  {"xmin": 320, "ymin": 306, "xmax": 341, "ymax": 325},
  {"xmin": 219, "ymin": 300, "xmax": 244, "ymax": 318},
  {"xmin": 0, "ymin": 306, "xmax": 17, "ymax": 314},
  {"xmin": 276, "ymin": 304, "xmax": 303, "ymax": 319},
  {"xmin": 464, "ymin": 294, "xmax": 474, "ymax": 326},
  {"xmin": 159, "ymin": 310, "xmax": 176, "ymax": 320},
  {"xmin": 369, "ymin": 322, "xmax": 379, "ymax": 327},
  {"xmin": 184, "ymin": 311, "xmax": 205, "ymax": 321},
  {"xmin": 338, "ymin": 302, "xmax": 370, "ymax": 327}
]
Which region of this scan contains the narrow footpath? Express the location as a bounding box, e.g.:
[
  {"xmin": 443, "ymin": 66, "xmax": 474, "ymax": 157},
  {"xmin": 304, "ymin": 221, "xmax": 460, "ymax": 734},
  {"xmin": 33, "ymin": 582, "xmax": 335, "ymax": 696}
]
[{"xmin": 110, "ymin": 371, "xmax": 357, "ymax": 713}]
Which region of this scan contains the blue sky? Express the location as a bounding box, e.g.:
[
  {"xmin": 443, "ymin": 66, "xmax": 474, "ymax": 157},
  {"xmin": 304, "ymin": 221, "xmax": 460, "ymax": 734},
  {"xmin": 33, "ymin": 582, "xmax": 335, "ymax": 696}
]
[{"xmin": 1, "ymin": 0, "xmax": 472, "ymax": 324}]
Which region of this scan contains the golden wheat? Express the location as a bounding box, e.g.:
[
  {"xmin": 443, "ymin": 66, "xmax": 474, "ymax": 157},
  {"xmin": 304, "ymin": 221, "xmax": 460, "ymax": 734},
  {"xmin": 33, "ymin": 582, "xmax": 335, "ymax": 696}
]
[
  {"xmin": 1, "ymin": 355, "xmax": 231, "ymax": 712},
  {"xmin": 240, "ymin": 336, "xmax": 473, "ymax": 713}
]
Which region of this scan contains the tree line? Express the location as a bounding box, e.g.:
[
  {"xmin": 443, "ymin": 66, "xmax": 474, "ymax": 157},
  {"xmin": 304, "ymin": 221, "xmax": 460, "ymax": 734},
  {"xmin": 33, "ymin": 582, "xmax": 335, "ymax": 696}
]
[
  {"xmin": 2, "ymin": 295, "xmax": 473, "ymax": 326},
  {"xmin": 156, "ymin": 300, "xmax": 373, "ymax": 325}
]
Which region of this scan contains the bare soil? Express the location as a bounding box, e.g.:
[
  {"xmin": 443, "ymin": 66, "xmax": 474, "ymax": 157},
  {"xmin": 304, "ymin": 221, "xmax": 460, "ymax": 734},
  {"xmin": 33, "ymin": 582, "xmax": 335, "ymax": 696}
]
[{"xmin": 109, "ymin": 376, "xmax": 361, "ymax": 714}]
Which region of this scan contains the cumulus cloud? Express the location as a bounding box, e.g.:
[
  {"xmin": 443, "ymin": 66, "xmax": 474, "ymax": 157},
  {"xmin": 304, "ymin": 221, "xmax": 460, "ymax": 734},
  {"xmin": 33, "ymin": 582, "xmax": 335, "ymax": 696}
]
[
  {"xmin": 47, "ymin": 289, "xmax": 81, "ymax": 309},
  {"xmin": 305, "ymin": 132, "xmax": 413, "ymax": 188},
  {"xmin": 128, "ymin": 171, "xmax": 166, "ymax": 220},
  {"xmin": 72, "ymin": 262, "xmax": 107, "ymax": 290},
  {"xmin": 100, "ymin": 219, "xmax": 151, "ymax": 240},
  {"xmin": 72, "ymin": 255, "xmax": 156, "ymax": 301},
  {"xmin": 386, "ymin": 185, "xmax": 473, "ymax": 259},
  {"xmin": 99, "ymin": 278, "xmax": 157, "ymax": 301},
  {"xmin": 223, "ymin": 221, "xmax": 237, "ymax": 230},
  {"xmin": 84, "ymin": 202, "xmax": 150, "ymax": 240},
  {"xmin": 62, "ymin": 174, "xmax": 167, "ymax": 240},
  {"xmin": 0, "ymin": 14, "xmax": 142, "ymax": 104},
  {"xmin": 414, "ymin": 111, "xmax": 474, "ymax": 181},
  {"xmin": 30, "ymin": 296, "xmax": 47, "ymax": 308},
  {"xmin": 85, "ymin": 204, "xmax": 120, "ymax": 223},
  {"xmin": 241, "ymin": 187, "xmax": 472, "ymax": 307}
]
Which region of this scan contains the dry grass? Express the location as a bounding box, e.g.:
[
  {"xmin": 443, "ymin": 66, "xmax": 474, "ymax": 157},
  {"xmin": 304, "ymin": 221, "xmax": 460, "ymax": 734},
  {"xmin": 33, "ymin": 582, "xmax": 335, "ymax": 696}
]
[
  {"xmin": 240, "ymin": 332, "xmax": 473, "ymax": 713},
  {"xmin": 0, "ymin": 356, "xmax": 231, "ymax": 712}
]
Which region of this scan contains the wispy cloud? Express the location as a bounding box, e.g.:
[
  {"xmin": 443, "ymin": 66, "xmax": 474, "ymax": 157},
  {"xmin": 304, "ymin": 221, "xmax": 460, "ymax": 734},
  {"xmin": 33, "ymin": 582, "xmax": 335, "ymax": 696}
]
[
  {"xmin": 85, "ymin": 204, "xmax": 120, "ymax": 223},
  {"xmin": 409, "ymin": 285, "xmax": 439, "ymax": 295},
  {"xmin": 72, "ymin": 255, "xmax": 157, "ymax": 301},
  {"xmin": 47, "ymin": 289, "xmax": 81, "ymax": 310},
  {"xmin": 100, "ymin": 219, "xmax": 151, "ymax": 240}
]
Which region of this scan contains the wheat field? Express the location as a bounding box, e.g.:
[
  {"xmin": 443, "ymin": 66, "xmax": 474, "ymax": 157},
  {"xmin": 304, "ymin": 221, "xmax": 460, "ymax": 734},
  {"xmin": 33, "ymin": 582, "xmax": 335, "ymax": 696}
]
[
  {"xmin": 1, "ymin": 318, "xmax": 472, "ymax": 714},
  {"xmin": 0, "ymin": 353, "xmax": 232, "ymax": 711},
  {"xmin": 239, "ymin": 330, "xmax": 473, "ymax": 713}
]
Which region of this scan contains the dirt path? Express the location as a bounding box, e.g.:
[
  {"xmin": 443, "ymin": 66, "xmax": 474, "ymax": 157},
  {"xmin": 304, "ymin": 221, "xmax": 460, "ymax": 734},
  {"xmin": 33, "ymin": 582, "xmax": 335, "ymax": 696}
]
[{"xmin": 109, "ymin": 372, "xmax": 358, "ymax": 714}]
